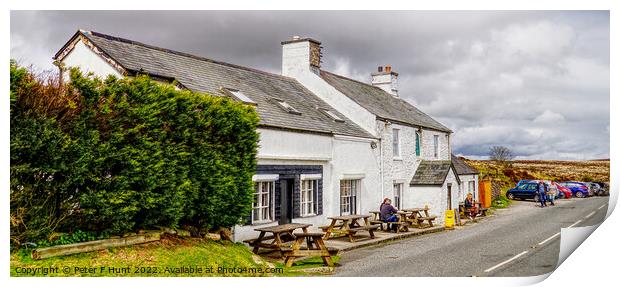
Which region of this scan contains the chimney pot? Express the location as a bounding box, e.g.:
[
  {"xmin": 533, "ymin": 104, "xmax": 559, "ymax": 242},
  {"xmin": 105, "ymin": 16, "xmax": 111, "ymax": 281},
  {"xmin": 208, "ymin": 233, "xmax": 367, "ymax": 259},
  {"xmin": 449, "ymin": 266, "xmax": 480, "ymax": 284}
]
[
  {"xmin": 371, "ymin": 65, "xmax": 398, "ymax": 97},
  {"xmin": 292, "ymin": 35, "xmax": 300, "ymax": 40}
]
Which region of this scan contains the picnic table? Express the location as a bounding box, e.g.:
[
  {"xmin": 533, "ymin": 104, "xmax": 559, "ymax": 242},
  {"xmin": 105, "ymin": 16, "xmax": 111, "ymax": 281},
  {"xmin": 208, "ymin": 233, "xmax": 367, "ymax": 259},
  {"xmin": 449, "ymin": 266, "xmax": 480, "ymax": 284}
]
[
  {"xmin": 402, "ymin": 207, "xmax": 437, "ymax": 228},
  {"xmin": 281, "ymin": 232, "xmax": 339, "ymax": 267},
  {"xmin": 370, "ymin": 211, "xmax": 409, "ymax": 233},
  {"xmin": 369, "ymin": 211, "xmax": 386, "ymax": 231},
  {"xmin": 320, "ymin": 215, "xmax": 380, "ymax": 242},
  {"xmin": 244, "ymin": 223, "xmax": 311, "ymax": 255},
  {"xmin": 459, "ymin": 202, "xmax": 488, "ymax": 218}
]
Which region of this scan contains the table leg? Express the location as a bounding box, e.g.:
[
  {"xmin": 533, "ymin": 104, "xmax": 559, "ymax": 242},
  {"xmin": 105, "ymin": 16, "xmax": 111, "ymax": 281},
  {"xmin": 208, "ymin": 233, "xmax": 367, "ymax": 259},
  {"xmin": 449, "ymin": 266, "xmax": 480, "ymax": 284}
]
[
  {"xmin": 344, "ymin": 219, "xmax": 354, "ymax": 242},
  {"xmin": 323, "ymin": 219, "xmax": 336, "ymax": 240},
  {"xmin": 252, "ymin": 231, "xmax": 266, "ymax": 254},
  {"xmin": 363, "ymin": 217, "xmax": 375, "ymax": 238},
  {"xmin": 302, "ymin": 227, "xmax": 311, "ymax": 246},
  {"xmin": 284, "ymin": 256, "xmax": 296, "ymax": 267},
  {"xmin": 315, "ymin": 238, "xmax": 334, "ymax": 267},
  {"xmin": 274, "ymin": 233, "xmax": 285, "ymax": 259},
  {"xmin": 284, "ymin": 236, "xmax": 305, "ymax": 267}
]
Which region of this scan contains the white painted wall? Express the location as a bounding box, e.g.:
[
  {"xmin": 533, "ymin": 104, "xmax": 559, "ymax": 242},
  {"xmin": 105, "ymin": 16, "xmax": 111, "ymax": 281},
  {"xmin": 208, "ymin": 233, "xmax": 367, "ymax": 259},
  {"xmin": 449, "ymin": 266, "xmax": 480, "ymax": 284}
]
[
  {"xmin": 256, "ymin": 128, "xmax": 332, "ymax": 161},
  {"xmin": 421, "ymin": 129, "xmax": 451, "ymax": 161},
  {"xmin": 61, "ymin": 40, "xmax": 123, "ymax": 79},
  {"xmin": 331, "ymin": 135, "xmax": 382, "ymax": 216},
  {"xmin": 377, "ymin": 121, "xmax": 453, "ymax": 203},
  {"xmin": 458, "ymin": 174, "xmax": 479, "ymax": 202},
  {"xmin": 404, "ymin": 167, "xmax": 460, "ymax": 224}
]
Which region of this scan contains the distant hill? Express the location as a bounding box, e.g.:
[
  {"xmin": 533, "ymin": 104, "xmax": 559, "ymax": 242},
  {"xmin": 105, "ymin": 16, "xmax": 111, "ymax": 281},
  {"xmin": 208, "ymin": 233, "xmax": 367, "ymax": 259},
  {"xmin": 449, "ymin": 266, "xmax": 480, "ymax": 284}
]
[{"xmin": 463, "ymin": 159, "xmax": 610, "ymax": 191}]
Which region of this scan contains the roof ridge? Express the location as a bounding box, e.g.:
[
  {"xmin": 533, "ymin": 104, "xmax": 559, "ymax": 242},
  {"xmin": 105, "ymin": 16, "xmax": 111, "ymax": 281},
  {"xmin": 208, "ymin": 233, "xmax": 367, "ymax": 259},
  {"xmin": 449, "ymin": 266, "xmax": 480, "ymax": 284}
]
[
  {"xmin": 82, "ymin": 30, "xmax": 297, "ymax": 82},
  {"xmin": 320, "ymin": 69, "xmax": 385, "ymax": 93},
  {"xmin": 321, "ymin": 69, "xmax": 452, "ymax": 133}
]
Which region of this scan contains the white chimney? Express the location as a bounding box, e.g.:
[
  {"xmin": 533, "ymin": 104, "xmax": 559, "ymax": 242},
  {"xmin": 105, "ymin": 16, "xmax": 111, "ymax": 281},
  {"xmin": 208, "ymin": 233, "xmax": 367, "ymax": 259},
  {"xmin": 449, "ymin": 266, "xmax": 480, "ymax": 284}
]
[
  {"xmin": 371, "ymin": 65, "xmax": 399, "ymax": 97},
  {"xmin": 281, "ymin": 36, "xmax": 322, "ymax": 77}
]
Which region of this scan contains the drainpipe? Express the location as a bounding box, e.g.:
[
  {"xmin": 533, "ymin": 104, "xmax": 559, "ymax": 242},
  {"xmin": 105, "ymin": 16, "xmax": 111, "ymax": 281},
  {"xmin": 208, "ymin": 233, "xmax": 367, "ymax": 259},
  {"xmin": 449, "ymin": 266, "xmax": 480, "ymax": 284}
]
[{"xmin": 380, "ymin": 137, "xmax": 384, "ymax": 200}]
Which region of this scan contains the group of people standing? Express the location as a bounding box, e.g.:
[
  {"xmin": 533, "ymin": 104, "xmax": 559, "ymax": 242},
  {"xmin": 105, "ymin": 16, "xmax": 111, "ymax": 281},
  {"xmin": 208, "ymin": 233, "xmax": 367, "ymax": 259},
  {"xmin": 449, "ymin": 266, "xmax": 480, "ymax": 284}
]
[{"xmin": 537, "ymin": 181, "xmax": 555, "ymax": 207}]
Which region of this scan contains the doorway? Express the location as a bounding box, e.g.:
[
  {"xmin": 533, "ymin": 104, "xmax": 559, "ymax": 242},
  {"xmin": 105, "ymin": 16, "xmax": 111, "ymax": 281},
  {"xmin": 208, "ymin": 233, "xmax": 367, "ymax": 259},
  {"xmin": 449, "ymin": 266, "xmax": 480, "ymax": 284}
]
[
  {"xmin": 447, "ymin": 183, "xmax": 452, "ymax": 210},
  {"xmin": 279, "ymin": 178, "xmax": 294, "ymax": 224}
]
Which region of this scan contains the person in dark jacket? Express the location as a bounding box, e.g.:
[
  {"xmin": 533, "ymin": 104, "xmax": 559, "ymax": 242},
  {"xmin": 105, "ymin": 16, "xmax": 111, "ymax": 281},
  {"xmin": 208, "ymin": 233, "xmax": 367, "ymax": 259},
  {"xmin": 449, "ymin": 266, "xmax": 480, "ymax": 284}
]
[
  {"xmin": 538, "ymin": 181, "xmax": 547, "ymax": 207},
  {"xmin": 464, "ymin": 193, "xmax": 478, "ymax": 220},
  {"xmin": 379, "ymin": 198, "xmax": 399, "ymax": 232}
]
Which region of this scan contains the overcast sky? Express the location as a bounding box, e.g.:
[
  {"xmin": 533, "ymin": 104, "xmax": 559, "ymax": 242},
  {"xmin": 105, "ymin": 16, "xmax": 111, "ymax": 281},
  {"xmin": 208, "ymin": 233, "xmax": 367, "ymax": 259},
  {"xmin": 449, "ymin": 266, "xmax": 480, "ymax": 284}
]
[{"xmin": 10, "ymin": 11, "xmax": 610, "ymax": 160}]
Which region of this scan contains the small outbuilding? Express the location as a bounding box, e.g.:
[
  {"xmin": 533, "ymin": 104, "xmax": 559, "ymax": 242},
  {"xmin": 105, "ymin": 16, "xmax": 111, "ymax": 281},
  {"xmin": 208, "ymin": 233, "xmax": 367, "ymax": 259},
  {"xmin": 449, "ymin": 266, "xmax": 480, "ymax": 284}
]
[{"xmin": 451, "ymin": 154, "xmax": 480, "ymax": 202}]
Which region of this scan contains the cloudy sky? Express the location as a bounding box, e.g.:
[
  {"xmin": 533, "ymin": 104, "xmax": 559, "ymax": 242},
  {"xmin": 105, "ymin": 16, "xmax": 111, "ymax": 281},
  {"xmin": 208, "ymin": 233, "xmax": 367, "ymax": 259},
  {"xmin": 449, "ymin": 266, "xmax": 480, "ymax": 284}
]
[{"xmin": 10, "ymin": 11, "xmax": 610, "ymax": 160}]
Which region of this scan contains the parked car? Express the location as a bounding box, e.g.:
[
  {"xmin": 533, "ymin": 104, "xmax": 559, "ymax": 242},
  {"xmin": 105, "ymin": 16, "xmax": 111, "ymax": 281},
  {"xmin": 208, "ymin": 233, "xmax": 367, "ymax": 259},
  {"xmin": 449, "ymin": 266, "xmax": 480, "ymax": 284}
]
[
  {"xmin": 558, "ymin": 182, "xmax": 589, "ymax": 198},
  {"xmin": 515, "ymin": 179, "xmax": 564, "ymax": 199},
  {"xmin": 516, "ymin": 179, "xmax": 533, "ymax": 187},
  {"xmin": 585, "ymin": 182, "xmax": 601, "ymax": 196},
  {"xmin": 555, "ymin": 183, "xmax": 572, "ymax": 199},
  {"xmin": 506, "ymin": 182, "xmax": 544, "ymax": 201},
  {"xmin": 593, "ymin": 182, "xmax": 610, "ymax": 196}
]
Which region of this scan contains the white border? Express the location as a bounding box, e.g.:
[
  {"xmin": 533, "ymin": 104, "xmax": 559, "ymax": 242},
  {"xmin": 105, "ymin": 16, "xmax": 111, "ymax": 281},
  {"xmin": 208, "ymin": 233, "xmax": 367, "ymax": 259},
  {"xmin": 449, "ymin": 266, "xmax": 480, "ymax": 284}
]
[{"xmin": 3, "ymin": 1, "xmax": 617, "ymax": 287}]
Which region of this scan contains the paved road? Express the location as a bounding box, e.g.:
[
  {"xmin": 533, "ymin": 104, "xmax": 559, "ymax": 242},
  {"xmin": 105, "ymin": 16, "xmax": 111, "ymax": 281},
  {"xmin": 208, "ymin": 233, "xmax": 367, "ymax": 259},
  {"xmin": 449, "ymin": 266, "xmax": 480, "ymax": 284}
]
[{"xmin": 334, "ymin": 196, "xmax": 609, "ymax": 277}]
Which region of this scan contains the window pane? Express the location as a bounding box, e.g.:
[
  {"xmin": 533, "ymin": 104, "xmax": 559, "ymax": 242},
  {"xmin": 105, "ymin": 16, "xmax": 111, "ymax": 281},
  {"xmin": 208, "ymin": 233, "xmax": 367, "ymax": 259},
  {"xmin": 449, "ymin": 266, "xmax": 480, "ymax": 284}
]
[
  {"xmin": 433, "ymin": 135, "xmax": 439, "ymax": 158},
  {"xmin": 415, "ymin": 132, "xmax": 420, "ymax": 156},
  {"xmin": 252, "ymin": 181, "xmax": 274, "ymax": 223},
  {"xmin": 340, "ymin": 179, "xmax": 359, "ymax": 215},
  {"xmin": 392, "ymin": 129, "xmax": 400, "ymax": 157}
]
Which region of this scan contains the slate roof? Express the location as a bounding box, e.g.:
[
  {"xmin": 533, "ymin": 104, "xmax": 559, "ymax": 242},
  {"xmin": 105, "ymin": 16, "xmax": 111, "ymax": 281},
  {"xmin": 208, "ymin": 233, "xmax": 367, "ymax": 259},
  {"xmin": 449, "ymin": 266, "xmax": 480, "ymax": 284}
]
[
  {"xmin": 409, "ymin": 160, "xmax": 458, "ymax": 186},
  {"xmin": 320, "ymin": 70, "xmax": 452, "ymax": 133},
  {"xmin": 57, "ymin": 30, "xmax": 375, "ymax": 139},
  {"xmin": 451, "ymin": 154, "xmax": 479, "ymax": 175}
]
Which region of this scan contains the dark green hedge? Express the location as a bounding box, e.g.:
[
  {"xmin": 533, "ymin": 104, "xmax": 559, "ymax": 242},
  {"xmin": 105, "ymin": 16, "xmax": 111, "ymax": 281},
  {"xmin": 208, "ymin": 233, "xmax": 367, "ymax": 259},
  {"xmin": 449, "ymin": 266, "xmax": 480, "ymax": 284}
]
[{"xmin": 10, "ymin": 61, "xmax": 259, "ymax": 246}]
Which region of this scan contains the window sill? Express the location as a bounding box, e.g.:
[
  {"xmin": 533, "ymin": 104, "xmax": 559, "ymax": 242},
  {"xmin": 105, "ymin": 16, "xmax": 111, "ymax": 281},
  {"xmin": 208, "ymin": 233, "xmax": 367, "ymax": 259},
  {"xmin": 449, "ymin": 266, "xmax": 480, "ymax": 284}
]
[
  {"xmin": 250, "ymin": 220, "xmax": 276, "ymax": 226},
  {"xmin": 393, "ymin": 157, "xmax": 403, "ymax": 161},
  {"xmin": 299, "ymin": 213, "xmax": 318, "ymax": 218}
]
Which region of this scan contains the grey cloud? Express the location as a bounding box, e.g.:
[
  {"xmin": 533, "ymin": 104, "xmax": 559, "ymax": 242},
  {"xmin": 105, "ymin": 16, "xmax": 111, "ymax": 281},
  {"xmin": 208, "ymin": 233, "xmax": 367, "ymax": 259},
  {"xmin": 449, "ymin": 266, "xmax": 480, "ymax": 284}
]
[{"xmin": 10, "ymin": 10, "xmax": 609, "ymax": 160}]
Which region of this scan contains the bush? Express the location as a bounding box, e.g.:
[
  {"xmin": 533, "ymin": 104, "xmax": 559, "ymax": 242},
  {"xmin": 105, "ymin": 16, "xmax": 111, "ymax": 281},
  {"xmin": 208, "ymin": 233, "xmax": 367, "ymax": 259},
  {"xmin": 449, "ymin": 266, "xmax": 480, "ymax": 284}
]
[{"xmin": 10, "ymin": 61, "xmax": 259, "ymax": 246}]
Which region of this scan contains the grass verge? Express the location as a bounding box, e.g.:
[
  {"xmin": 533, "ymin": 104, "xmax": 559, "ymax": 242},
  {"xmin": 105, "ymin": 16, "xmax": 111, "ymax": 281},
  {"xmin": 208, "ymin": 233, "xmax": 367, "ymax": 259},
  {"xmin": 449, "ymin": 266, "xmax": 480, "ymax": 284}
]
[{"xmin": 11, "ymin": 236, "xmax": 280, "ymax": 277}]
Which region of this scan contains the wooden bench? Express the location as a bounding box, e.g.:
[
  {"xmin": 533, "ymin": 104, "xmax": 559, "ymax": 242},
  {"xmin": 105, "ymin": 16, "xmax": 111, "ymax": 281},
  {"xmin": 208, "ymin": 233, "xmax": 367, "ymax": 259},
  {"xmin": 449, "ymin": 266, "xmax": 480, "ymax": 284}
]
[
  {"xmin": 349, "ymin": 224, "xmax": 381, "ymax": 235},
  {"xmin": 281, "ymin": 232, "xmax": 338, "ymax": 267},
  {"xmin": 415, "ymin": 216, "xmax": 437, "ymax": 228},
  {"xmin": 460, "ymin": 206, "xmax": 488, "ymax": 218},
  {"xmin": 280, "ymin": 246, "xmax": 339, "ymax": 256},
  {"xmin": 369, "ymin": 211, "xmax": 386, "ymax": 231},
  {"xmin": 323, "ymin": 215, "xmax": 377, "ymax": 242},
  {"xmin": 319, "ymin": 224, "xmax": 343, "ymax": 232},
  {"xmin": 243, "ymin": 235, "xmax": 275, "ymax": 246},
  {"xmin": 389, "ymin": 221, "xmax": 409, "ymax": 233}
]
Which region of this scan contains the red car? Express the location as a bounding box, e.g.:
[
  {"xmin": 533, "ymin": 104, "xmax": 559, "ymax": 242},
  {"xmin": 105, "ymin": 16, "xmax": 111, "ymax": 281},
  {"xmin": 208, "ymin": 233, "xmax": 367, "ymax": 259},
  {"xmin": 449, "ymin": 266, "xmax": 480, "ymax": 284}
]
[{"xmin": 553, "ymin": 182, "xmax": 572, "ymax": 199}]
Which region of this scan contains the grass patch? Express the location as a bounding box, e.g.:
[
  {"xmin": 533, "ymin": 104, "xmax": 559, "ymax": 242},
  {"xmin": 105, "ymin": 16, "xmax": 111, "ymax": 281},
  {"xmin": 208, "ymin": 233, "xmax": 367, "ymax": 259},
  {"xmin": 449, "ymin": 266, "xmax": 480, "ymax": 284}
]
[
  {"xmin": 274, "ymin": 256, "xmax": 340, "ymax": 276},
  {"xmin": 491, "ymin": 195, "xmax": 512, "ymax": 209},
  {"xmin": 11, "ymin": 237, "xmax": 280, "ymax": 277}
]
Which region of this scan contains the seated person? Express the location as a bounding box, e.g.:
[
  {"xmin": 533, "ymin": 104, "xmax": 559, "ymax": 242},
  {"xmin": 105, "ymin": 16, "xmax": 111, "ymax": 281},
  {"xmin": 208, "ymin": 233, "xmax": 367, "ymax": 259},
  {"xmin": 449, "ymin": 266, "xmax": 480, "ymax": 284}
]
[
  {"xmin": 380, "ymin": 198, "xmax": 399, "ymax": 232},
  {"xmin": 464, "ymin": 193, "xmax": 479, "ymax": 221}
]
